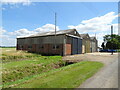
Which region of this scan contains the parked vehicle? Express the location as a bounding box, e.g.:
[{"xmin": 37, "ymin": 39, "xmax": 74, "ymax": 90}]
[
  {"xmin": 107, "ymin": 49, "xmax": 117, "ymax": 52},
  {"xmin": 99, "ymin": 49, "xmax": 117, "ymax": 52},
  {"xmin": 99, "ymin": 49, "xmax": 108, "ymax": 52}
]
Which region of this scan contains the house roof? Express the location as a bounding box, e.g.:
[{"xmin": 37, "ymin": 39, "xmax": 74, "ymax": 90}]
[{"xmin": 17, "ymin": 29, "xmax": 78, "ymax": 38}]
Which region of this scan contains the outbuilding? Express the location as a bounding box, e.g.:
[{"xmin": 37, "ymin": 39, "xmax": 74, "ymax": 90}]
[
  {"xmin": 90, "ymin": 37, "xmax": 98, "ymax": 52},
  {"xmin": 17, "ymin": 29, "xmax": 82, "ymax": 56},
  {"xmin": 80, "ymin": 34, "xmax": 91, "ymax": 53}
]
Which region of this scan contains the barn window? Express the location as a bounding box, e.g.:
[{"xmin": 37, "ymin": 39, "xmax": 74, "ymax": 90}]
[{"xmin": 53, "ymin": 45, "xmax": 59, "ymax": 49}]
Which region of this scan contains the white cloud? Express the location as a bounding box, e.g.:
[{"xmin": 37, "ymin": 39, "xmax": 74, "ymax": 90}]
[
  {"xmin": 1, "ymin": 24, "xmax": 60, "ymax": 46},
  {"xmin": 13, "ymin": 28, "xmax": 33, "ymax": 36},
  {"xmin": 2, "ymin": 0, "xmax": 31, "ymax": 6},
  {"xmin": 35, "ymin": 24, "xmax": 59, "ymax": 32},
  {"xmin": 0, "ymin": 35, "xmax": 16, "ymax": 46},
  {"xmin": 0, "ymin": 27, "xmax": 6, "ymax": 34},
  {"xmin": 0, "ymin": 27, "xmax": 16, "ymax": 46},
  {"xmin": 81, "ymin": 12, "xmax": 117, "ymax": 25},
  {"xmin": 68, "ymin": 12, "xmax": 118, "ymax": 47},
  {"xmin": 12, "ymin": 24, "xmax": 59, "ymax": 37},
  {"xmin": 68, "ymin": 12, "xmax": 117, "ymax": 33},
  {"xmin": 1, "ymin": 11, "xmax": 118, "ymax": 47}
]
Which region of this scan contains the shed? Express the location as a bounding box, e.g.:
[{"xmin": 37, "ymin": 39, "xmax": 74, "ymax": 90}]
[
  {"xmin": 17, "ymin": 29, "xmax": 82, "ymax": 56},
  {"xmin": 80, "ymin": 34, "xmax": 91, "ymax": 53},
  {"xmin": 90, "ymin": 37, "xmax": 98, "ymax": 52}
]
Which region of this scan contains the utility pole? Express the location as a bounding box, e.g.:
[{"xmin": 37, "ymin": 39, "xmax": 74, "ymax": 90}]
[
  {"xmin": 54, "ymin": 12, "xmax": 57, "ymax": 50},
  {"xmin": 111, "ymin": 25, "xmax": 113, "ymax": 55},
  {"xmin": 111, "ymin": 25, "xmax": 113, "ymax": 35}
]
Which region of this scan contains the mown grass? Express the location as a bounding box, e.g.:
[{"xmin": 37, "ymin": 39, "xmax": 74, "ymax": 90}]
[{"xmin": 8, "ymin": 61, "xmax": 103, "ymax": 88}]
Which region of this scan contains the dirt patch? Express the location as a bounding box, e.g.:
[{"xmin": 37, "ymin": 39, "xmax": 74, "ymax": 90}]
[{"xmin": 62, "ymin": 53, "xmax": 118, "ymax": 65}]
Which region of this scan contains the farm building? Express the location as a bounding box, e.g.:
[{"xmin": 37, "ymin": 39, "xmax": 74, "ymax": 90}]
[
  {"xmin": 90, "ymin": 37, "xmax": 98, "ymax": 52},
  {"xmin": 80, "ymin": 34, "xmax": 91, "ymax": 53},
  {"xmin": 17, "ymin": 29, "xmax": 82, "ymax": 56}
]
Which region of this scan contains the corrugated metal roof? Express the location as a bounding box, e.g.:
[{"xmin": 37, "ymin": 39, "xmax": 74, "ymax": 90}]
[
  {"xmin": 66, "ymin": 34, "xmax": 82, "ymax": 39},
  {"xmin": 90, "ymin": 37, "xmax": 97, "ymax": 40},
  {"xmin": 17, "ymin": 29, "xmax": 76, "ymax": 38},
  {"xmin": 80, "ymin": 34, "xmax": 90, "ymax": 38},
  {"xmin": 90, "ymin": 37, "xmax": 95, "ymax": 39},
  {"xmin": 80, "ymin": 34, "xmax": 87, "ymax": 37}
]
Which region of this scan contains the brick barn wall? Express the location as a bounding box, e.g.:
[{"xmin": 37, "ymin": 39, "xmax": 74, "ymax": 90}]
[
  {"xmin": 45, "ymin": 44, "xmax": 63, "ymax": 55},
  {"xmin": 32, "ymin": 44, "xmax": 36, "ymax": 52},
  {"xmin": 65, "ymin": 44, "xmax": 71, "ymax": 55},
  {"xmin": 32, "ymin": 44, "xmax": 63, "ymax": 55}
]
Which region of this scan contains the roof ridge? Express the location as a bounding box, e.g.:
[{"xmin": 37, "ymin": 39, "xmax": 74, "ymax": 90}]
[{"xmin": 17, "ymin": 29, "xmax": 77, "ymax": 38}]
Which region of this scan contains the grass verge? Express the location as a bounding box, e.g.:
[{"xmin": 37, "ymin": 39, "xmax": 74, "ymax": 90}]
[
  {"xmin": 1, "ymin": 48, "xmax": 104, "ymax": 88},
  {"xmin": 1, "ymin": 48, "xmax": 64, "ymax": 85},
  {"xmin": 6, "ymin": 61, "xmax": 103, "ymax": 88},
  {"xmin": 2, "ymin": 56, "xmax": 63, "ymax": 84}
]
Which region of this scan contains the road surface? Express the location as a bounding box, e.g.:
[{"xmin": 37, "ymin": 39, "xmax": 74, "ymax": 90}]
[{"xmin": 63, "ymin": 53, "xmax": 118, "ymax": 88}]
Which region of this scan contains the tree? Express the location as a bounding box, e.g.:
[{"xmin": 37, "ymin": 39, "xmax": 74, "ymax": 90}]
[
  {"xmin": 103, "ymin": 34, "xmax": 120, "ymax": 49},
  {"xmin": 101, "ymin": 42, "xmax": 105, "ymax": 49}
]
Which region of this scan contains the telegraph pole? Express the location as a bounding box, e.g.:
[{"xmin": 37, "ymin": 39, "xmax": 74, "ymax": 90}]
[
  {"xmin": 111, "ymin": 25, "xmax": 113, "ymax": 55},
  {"xmin": 55, "ymin": 12, "xmax": 57, "ymax": 50},
  {"xmin": 111, "ymin": 25, "xmax": 113, "ymax": 36}
]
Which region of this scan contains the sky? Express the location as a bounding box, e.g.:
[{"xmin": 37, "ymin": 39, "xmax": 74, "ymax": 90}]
[{"xmin": 1, "ymin": 0, "xmax": 119, "ymax": 47}]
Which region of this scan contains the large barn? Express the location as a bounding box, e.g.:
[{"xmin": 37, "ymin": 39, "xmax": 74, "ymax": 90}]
[{"xmin": 17, "ymin": 29, "xmax": 82, "ymax": 56}]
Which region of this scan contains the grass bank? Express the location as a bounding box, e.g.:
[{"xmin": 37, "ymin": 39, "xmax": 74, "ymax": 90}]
[
  {"xmin": 1, "ymin": 48, "xmax": 63, "ymax": 86},
  {"xmin": 1, "ymin": 48, "xmax": 104, "ymax": 88},
  {"xmin": 9, "ymin": 61, "xmax": 103, "ymax": 88},
  {"xmin": 2, "ymin": 56, "xmax": 63, "ymax": 85}
]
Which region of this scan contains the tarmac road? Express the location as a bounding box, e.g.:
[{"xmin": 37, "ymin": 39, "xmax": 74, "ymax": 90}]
[{"xmin": 63, "ymin": 53, "xmax": 118, "ymax": 88}]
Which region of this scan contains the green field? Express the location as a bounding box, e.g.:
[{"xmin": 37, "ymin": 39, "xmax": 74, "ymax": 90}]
[{"xmin": 1, "ymin": 48, "xmax": 104, "ymax": 88}]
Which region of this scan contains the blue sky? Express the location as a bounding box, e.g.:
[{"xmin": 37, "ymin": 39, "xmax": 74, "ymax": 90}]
[{"xmin": 1, "ymin": 2, "xmax": 118, "ymax": 46}]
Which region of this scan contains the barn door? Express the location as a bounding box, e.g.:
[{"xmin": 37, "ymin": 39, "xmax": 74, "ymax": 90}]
[
  {"xmin": 82, "ymin": 45, "xmax": 85, "ymax": 53},
  {"xmin": 72, "ymin": 38, "xmax": 78, "ymax": 55},
  {"xmin": 77, "ymin": 38, "xmax": 82, "ymax": 54}
]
